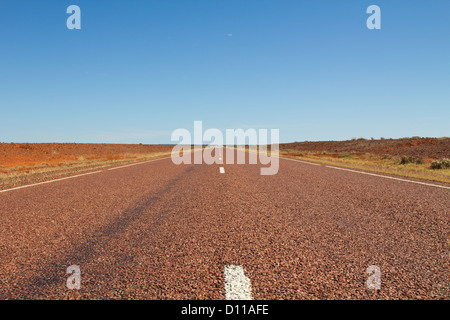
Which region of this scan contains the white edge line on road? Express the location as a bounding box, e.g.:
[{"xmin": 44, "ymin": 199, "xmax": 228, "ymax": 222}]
[
  {"xmin": 222, "ymin": 148, "xmax": 449, "ymax": 190},
  {"xmin": 108, "ymin": 156, "xmax": 172, "ymax": 171},
  {"xmin": 324, "ymin": 165, "xmax": 450, "ymax": 190},
  {"xmin": 280, "ymin": 157, "xmax": 321, "ymax": 166},
  {"xmin": 0, "ymin": 156, "xmax": 172, "ymax": 194},
  {"xmin": 278, "ymin": 155, "xmax": 449, "ymax": 190},
  {"xmin": 0, "ymin": 170, "xmax": 102, "ymax": 194},
  {"xmin": 234, "ymin": 148, "xmax": 449, "ymax": 190},
  {"xmin": 224, "ymin": 265, "xmax": 253, "ymax": 300}
]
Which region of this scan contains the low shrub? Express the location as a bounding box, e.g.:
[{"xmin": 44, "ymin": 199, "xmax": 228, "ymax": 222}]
[
  {"xmin": 399, "ymin": 156, "xmax": 424, "ymax": 165},
  {"xmin": 430, "ymin": 158, "xmax": 450, "ymax": 170}
]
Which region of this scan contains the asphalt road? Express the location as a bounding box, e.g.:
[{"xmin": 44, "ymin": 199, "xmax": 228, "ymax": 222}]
[{"xmin": 0, "ymin": 149, "xmax": 448, "ymax": 299}]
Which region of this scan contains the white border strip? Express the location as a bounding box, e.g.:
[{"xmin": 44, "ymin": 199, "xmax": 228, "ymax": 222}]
[
  {"xmin": 224, "ymin": 265, "xmax": 253, "ymax": 300},
  {"xmin": 279, "ymin": 156, "xmax": 450, "ymax": 190},
  {"xmin": 0, "ymin": 171, "xmax": 102, "ymax": 194},
  {"xmin": 107, "ymin": 156, "xmax": 171, "ymax": 171},
  {"xmin": 324, "ymin": 165, "xmax": 450, "ymax": 190},
  {"xmin": 0, "ymin": 156, "xmax": 172, "ymax": 194},
  {"xmin": 280, "ymin": 157, "xmax": 321, "ymax": 166}
]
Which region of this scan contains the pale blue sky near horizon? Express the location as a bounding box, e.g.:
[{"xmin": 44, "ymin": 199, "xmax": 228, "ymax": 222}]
[{"xmin": 0, "ymin": 0, "xmax": 449, "ymax": 144}]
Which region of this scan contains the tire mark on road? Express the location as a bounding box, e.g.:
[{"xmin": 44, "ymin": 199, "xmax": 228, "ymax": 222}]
[{"xmin": 2, "ymin": 166, "xmax": 196, "ymax": 299}]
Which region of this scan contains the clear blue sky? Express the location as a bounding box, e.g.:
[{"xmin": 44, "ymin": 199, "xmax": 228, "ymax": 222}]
[{"xmin": 0, "ymin": 0, "xmax": 449, "ymax": 143}]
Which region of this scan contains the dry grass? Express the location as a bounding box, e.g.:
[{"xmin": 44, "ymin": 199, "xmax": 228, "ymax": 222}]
[
  {"xmin": 0, "ymin": 151, "xmax": 172, "ymax": 188},
  {"xmin": 280, "ymin": 151, "xmax": 450, "ymax": 184}
]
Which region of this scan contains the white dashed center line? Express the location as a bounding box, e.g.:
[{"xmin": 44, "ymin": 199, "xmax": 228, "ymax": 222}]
[
  {"xmin": 224, "ymin": 265, "xmax": 253, "ymax": 300},
  {"xmin": 219, "ymin": 167, "xmax": 225, "ymax": 173}
]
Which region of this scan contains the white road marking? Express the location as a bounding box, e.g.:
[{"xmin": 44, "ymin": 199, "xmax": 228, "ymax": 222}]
[
  {"xmin": 280, "ymin": 157, "xmax": 321, "ymax": 166},
  {"xmin": 108, "ymin": 156, "xmax": 171, "ymax": 171},
  {"xmin": 224, "ymin": 265, "xmax": 253, "ymax": 300},
  {"xmin": 0, "ymin": 171, "xmax": 102, "ymax": 194},
  {"xmin": 219, "ymin": 167, "xmax": 225, "ymax": 174},
  {"xmin": 279, "ymin": 156, "xmax": 449, "ymax": 190},
  {"xmin": 324, "ymin": 165, "xmax": 450, "ymax": 190},
  {"xmin": 0, "ymin": 156, "xmax": 172, "ymax": 194}
]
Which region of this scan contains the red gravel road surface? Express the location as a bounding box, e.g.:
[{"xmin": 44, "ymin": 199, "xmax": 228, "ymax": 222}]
[{"xmin": 0, "ymin": 149, "xmax": 448, "ymax": 299}]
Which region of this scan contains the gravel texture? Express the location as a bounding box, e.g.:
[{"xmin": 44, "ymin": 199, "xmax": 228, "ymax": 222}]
[{"xmin": 0, "ymin": 149, "xmax": 448, "ymax": 299}]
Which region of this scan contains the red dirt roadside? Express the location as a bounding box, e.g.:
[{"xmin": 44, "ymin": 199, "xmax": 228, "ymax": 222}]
[
  {"xmin": 0, "ymin": 143, "xmax": 174, "ymax": 190},
  {"xmin": 280, "ymin": 137, "xmax": 450, "ymax": 159},
  {"xmin": 0, "ymin": 143, "xmax": 173, "ymax": 169}
]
